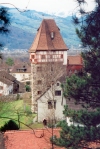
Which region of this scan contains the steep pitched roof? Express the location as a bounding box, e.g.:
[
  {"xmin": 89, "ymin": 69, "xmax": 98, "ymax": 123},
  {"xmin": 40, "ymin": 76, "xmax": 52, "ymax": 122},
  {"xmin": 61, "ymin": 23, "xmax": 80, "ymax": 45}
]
[
  {"xmin": 0, "ymin": 61, "xmax": 9, "ymax": 72},
  {"xmin": 29, "ymin": 19, "xmax": 68, "ymax": 52},
  {"xmin": 11, "ymin": 63, "xmax": 31, "ymax": 73},
  {"xmin": 0, "ymin": 71, "xmax": 16, "ymax": 85},
  {"xmin": 0, "ymin": 71, "xmax": 25, "ymax": 92},
  {"xmin": 4, "ymin": 129, "xmax": 64, "ymax": 149}
]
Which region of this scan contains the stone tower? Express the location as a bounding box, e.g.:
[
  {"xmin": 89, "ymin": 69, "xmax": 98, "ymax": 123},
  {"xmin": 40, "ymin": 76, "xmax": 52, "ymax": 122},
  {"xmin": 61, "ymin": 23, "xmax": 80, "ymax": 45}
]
[{"xmin": 29, "ymin": 19, "xmax": 68, "ymax": 112}]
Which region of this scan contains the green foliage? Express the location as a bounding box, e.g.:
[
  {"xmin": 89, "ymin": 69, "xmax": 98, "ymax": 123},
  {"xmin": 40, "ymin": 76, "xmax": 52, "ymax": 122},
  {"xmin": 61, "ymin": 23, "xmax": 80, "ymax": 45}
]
[
  {"xmin": 54, "ymin": 107, "xmax": 100, "ymax": 149},
  {"xmin": 55, "ymin": 121, "xmax": 100, "ymax": 149},
  {"xmin": 62, "ymin": 1, "xmax": 100, "ymax": 108},
  {"xmin": 0, "ymin": 7, "xmax": 10, "ymax": 47},
  {"xmin": 63, "ymin": 106, "xmax": 100, "ymax": 127},
  {"xmin": 25, "ymin": 85, "xmax": 31, "ymax": 92},
  {"xmin": 6, "ymin": 57, "xmax": 14, "ymax": 66},
  {"xmin": 53, "ymin": 121, "xmax": 86, "ymax": 149},
  {"xmin": 63, "ymin": 74, "xmax": 89, "ymax": 98},
  {"xmin": 73, "ymin": 1, "xmax": 100, "ymax": 49},
  {"xmin": 54, "ymin": 1, "xmax": 100, "ymax": 149},
  {"xmin": 0, "ymin": 120, "xmax": 19, "ymax": 132},
  {"xmin": 0, "ymin": 100, "xmax": 35, "ymax": 129}
]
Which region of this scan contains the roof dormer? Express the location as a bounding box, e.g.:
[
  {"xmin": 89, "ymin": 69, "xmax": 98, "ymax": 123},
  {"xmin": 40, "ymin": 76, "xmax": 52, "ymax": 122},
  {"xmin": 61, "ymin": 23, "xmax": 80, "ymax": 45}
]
[{"xmin": 50, "ymin": 31, "xmax": 55, "ymax": 39}]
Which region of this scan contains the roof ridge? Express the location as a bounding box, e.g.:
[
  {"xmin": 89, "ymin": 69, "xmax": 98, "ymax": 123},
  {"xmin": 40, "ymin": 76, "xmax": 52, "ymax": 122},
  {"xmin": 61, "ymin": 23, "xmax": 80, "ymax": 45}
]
[
  {"xmin": 36, "ymin": 20, "xmax": 43, "ymax": 52},
  {"xmin": 44, "ymin": 19, "xmax": 49, "ymax": 50},
  {"xmin": 44, "ymin": 19, "xmax": 55, "ymax": 51}
]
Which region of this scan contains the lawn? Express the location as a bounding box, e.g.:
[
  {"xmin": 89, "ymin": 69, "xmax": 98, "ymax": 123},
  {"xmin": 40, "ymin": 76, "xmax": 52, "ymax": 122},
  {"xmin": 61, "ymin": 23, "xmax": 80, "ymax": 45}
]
[{"xmin": 0, "ymin": 99, "xmax": 38, "ymax": 129}]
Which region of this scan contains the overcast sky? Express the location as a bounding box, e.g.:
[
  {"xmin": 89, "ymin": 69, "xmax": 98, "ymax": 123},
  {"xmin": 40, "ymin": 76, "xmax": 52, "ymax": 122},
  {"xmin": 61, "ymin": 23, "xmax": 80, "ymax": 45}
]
[{"xmin": 0, "ymin": 0, "xmax": 96, "ymax": 16}]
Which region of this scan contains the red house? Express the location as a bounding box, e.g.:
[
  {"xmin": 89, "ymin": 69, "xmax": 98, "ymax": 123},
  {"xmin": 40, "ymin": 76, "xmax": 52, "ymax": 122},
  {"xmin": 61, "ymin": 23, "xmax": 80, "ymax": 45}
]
[{"xmin": 67, "ymin": 55, "xmax": 83, "ymax": 76}]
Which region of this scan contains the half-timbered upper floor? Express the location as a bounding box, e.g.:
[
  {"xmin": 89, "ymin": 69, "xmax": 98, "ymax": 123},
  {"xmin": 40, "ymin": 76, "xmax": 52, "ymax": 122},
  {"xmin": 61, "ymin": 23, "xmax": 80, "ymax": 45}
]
[{"xmin": 29, "ymin": 19, "xmax": 68, "ymax": 65}]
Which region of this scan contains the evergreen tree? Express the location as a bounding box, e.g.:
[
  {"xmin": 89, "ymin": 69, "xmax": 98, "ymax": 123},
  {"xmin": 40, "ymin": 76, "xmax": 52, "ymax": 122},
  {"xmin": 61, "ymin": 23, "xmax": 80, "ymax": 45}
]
[
  {"xmin": 54, "ymin": 107, "xmax": 100, "ymax": 149},
  {"xmin": 0, "ymin": 7, "xmax": 10, "ymax": 43},
  {"xmin": 54, "ymin": 1, "xmax": 100, "ymax": 148},
  {"xmin": 70, "ymin": 0, "xmax": 100, "ymax": 108},
  {"xmin": 0, "ymin": 120, "xmax": 19, "ymax": 132},
  {"xmin": 0, "ymin": 7, "xmax": 10, "ymax": 59}
]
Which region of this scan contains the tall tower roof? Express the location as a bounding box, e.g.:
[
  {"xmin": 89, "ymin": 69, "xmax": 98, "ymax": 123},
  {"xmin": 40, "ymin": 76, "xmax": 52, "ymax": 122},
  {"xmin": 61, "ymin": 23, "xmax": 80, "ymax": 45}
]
[{"xmin": 29, "ymin": 19, "xmax": 68, "ymax": 52}]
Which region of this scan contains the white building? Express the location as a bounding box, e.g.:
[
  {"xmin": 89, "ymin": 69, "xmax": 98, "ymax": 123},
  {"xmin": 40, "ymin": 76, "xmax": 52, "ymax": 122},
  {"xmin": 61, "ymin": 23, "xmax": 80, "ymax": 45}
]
[
  {"xmin": 0, "ymin": 71, "xmax": 25, "ymax": 96},
  {"xmin": 37, "ymin": 79, "xmax": 66, "ymax": 122},
  {"xmin": 10, "ymin": 63, "xmax": 31, "ymax": 83},
  {"xmin": 0, "ymin": 80, "xmax": 13, "ymax": 96}
]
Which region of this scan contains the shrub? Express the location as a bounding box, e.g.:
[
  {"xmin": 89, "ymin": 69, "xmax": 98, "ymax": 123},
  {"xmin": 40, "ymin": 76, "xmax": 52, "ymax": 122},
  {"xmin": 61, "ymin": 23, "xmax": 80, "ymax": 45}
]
[{"xmin": 0, "ymin": 120, "xmax": 19, "ymax": 132}]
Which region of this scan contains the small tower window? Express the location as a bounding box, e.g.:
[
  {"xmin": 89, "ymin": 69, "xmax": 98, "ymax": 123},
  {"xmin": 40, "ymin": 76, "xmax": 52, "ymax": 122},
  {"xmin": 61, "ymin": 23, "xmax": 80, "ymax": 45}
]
[
  {"xmin": 57, "ymin": 83, "xmax": 59, "ymax": 86},
  {"xmin": 51, "ymin": 67, "xmax": 53, "ymax": 71},
  {"xmin": 37, "ymin": 66, "xmax": 42, "ymax": 72},
  {"xmin": 48, "ymin": 101, "xmax": 56, "ymax": 109},
  {"xmin": 37, "ymin": 91, "xmax": 42, "ymax": 95},
  {"xmin": 37, "ymin": 80, "xmax": 42, "ymax": 85},
  {"xmin": 55, "ymin": 90, "xmax": 61, "ymax": 96},
  {"xmin": 61, "ymin": 54, "xmax": 63, "ymax": 58}
]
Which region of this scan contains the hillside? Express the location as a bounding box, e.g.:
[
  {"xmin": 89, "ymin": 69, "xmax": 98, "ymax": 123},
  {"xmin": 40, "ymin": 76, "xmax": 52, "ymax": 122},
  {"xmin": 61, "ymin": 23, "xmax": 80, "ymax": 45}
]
[{"xmin": 0, "ymin": 8, "xmax": 80, "ymax": 50}]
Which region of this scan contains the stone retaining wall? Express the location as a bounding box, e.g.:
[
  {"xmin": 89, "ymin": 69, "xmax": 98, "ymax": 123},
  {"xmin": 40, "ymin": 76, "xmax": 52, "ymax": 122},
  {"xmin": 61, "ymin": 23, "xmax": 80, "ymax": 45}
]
[{"xmin": 0, "ymin": 92, "xmax": 31, "ymax": 102}]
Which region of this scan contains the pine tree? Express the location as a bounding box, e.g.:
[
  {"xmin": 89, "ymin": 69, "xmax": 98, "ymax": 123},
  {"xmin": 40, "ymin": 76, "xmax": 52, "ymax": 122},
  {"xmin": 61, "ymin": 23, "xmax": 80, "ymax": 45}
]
[
  {"xmin": 54, "ymin": 1, "xmax": 100, "ymax": 148},
  {"xmin": 70, "ymin": 0, "xmax": 100, "ymax": 108},
  {"xmin": 0, "ymin": 7, "xmax": 10, "ymax": 58}
]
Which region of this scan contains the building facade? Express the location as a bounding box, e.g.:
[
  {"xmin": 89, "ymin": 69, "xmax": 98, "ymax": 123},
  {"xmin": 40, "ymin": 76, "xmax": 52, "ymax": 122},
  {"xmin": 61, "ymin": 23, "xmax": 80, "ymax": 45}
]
[
  {"xmin": 29, "ymin": 19, "xmax": 68, "ymax": 112},
  {"xmin": 0, "ymin": 71, "xmax": 25, "ymax": 96},
  {"xmin": 10, "ymin": 63, "xmax": 31, "ymax": 83},
  {"xmin": 37, "ymin": 79, "xmax": 66, "ymax": 122}
]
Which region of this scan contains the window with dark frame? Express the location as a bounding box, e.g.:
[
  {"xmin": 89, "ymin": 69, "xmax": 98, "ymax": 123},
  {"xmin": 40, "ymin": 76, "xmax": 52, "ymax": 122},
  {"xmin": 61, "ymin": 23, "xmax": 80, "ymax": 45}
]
[
  {"xmin": 55, "ymin": 90, "xmax": 61, "ymax": 96},
  {"xmin": 51, "ymin": 66, "xmax": 53, "ymax": 71},
  {"xmin": 48, "ymin": 101, "xmax": 56, "ymax": 109},
  {"xmin": 37, "ymin": 91, "xmax": 42, "ymax": 95},
  {"xmin": 57, "ymin": 83, "xmax": 59, "ymax": 86},
  {"xmin": 37, "ymin": 66, "xmax": 42, "ymax": 72},
  {"xmin": 61, "ymin": 54, "xmax": 63, "ymax": 58},
  {"xmin": 37, "ymin": 80, "xmax": 42, "ymax": 85}
]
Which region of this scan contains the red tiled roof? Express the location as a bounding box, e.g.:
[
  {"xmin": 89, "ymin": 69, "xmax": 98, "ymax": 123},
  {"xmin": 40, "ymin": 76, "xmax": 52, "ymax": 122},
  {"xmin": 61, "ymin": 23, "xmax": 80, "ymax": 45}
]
[
  {"xmin": 4, "ymin": 129, "xmax": 64, "ymax": 149},
  {"xmin": 29, "ymin": 19, "xmax": 68, "ymax": 52},
  {"xmin": 0, "ymin": 61, "xmax": 9, "ymax": 71},
  {"xmin": 4, "ymin": 129, "xmax": 100, "ymax": 149},
  {"xmin": 11, "ymin": 63, "xmax": 31, "ymax": 73},
  {"xmin": 67, "ymin": 55, "xmax": 83, "ymax": 76},
  {"xmin": 0, "ymin": 71, "xmax": 16, "ymax": 85},
  {"xmin": 68, "ymin": 55, "xmax": 83, "ymax": 65}
]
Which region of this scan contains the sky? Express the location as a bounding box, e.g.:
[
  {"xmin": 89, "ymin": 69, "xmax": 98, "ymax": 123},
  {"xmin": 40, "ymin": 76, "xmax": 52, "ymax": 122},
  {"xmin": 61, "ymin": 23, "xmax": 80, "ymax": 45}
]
[{"xmin": 0, "ymin": 0, "xmax": 96, "ymax": 16}]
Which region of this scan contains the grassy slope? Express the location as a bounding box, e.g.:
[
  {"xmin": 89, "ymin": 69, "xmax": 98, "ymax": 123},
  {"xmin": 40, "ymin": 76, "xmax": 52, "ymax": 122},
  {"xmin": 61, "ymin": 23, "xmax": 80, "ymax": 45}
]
[{"xmin": 0, "ymin": 100, "xmax": 38, "ymax": 129}]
